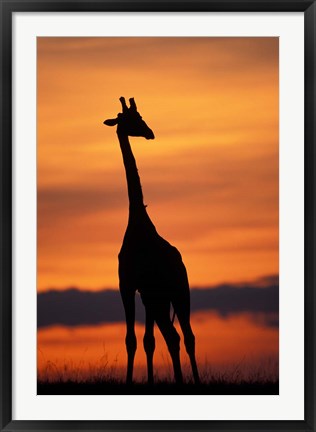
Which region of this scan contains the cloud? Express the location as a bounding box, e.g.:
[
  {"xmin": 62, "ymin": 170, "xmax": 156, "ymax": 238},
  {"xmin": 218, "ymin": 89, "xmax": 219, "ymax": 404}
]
[
  {"xmin": 38, "ymin": 275, "xmax": 278, "ymax": 329},
  {"xmin": 38, "ymin": 37, "xmax": 278, "ymax": 78},
  {"xmin": 38, "ymin": 184, "xmax": 126, "ymax": 223}
]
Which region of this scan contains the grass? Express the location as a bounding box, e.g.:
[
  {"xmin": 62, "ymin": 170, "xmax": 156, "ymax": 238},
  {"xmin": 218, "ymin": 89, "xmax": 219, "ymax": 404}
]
[
  {"xmin": 38, "ymin": 378, "xmax": 278, "ymax": 395},
  {"xmin": 37, "ymin": 357, "xmax": 279, "ymax": 395}
]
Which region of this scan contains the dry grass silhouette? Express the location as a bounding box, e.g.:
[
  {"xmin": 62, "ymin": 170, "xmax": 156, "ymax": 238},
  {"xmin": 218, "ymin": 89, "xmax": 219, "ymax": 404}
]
[{"xmin": 37, "ymin": 353, "xmax": 278, "ymax": 395}]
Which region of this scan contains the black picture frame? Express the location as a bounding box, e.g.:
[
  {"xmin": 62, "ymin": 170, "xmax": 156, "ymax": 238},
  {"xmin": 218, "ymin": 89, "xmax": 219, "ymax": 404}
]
[{"xmin": 1, "ymin": 1, "xmax": 315, "ymax": 431}]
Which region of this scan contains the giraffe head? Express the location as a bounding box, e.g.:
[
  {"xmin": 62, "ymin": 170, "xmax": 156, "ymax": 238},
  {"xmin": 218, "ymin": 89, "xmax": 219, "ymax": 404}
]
[{"xmin": 104, "ymin": 97, "xmax": 155, "ymax": 140}]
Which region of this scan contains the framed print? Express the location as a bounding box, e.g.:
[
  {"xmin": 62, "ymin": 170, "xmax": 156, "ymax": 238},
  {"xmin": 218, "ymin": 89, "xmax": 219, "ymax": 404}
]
[{"xmin": 1, "ymin": 1, "xmax": 315, "ymax": 431}]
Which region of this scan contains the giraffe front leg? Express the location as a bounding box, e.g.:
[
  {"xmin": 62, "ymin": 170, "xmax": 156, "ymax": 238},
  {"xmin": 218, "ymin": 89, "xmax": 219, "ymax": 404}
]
[
  {"xmin": 143, "ymin": 308, "xmax": 155, "ymax": 385},
  {"xmin": 125, "ymin": 328, "xmax": 137, "ymax": 385},
  {"xmin": 120, "ymin": 288, "xmax": 137, "ymax": 385}
]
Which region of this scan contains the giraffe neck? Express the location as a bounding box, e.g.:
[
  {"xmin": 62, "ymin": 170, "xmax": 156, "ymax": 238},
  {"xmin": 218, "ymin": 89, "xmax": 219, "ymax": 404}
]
[{"xmin": 118, "ymin": 133, "xmax": 145, "ymax": 213}]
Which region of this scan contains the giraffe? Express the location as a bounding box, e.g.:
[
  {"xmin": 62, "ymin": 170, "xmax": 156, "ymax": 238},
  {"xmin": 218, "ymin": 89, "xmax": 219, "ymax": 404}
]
[{"xmin": 104, "ymin": 97, "xmax": 200, "ymax": 385}]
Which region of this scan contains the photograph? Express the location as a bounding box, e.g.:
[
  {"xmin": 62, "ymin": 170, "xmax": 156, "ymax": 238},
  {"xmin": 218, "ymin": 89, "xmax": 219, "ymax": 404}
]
[{"xmin": 36, "ymin": 36, "xmax": 279, "ymax": 396}]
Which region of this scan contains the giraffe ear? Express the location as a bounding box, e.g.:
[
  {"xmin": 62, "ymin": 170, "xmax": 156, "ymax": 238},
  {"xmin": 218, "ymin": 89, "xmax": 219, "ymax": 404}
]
[{"xmin": 104, "ymin": 118, "xmax": 118, "ymax": 126}]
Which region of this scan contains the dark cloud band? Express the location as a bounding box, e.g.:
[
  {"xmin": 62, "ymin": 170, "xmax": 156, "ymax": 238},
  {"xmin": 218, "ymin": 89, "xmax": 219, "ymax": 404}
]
[{"xmin": 38, "ymin": 276, "xmax": 278, "ymax": 329}]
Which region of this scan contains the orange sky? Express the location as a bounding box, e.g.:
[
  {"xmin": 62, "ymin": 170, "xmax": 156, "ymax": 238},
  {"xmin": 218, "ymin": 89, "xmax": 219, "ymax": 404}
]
[{"xmin": 37, "ymin": 37, "xmax": 279, "ymax": 291}]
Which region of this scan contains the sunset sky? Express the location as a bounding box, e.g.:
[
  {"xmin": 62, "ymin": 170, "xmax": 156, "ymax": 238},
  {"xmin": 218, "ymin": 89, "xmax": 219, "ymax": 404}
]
[
  {"xmin": 37, "ymin": 37, "xmax": 278, "ymax": 291},
  {"xmin": 37, "ymin": 37, "xmax": 279, "ymax": 381}
]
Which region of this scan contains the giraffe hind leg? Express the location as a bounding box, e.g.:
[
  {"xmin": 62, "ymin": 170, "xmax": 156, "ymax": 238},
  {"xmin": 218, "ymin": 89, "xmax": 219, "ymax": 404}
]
[
  {"xmin": 173, "ymin": 294, "xmax": 200, "ymax": 384},
  {"xmin": 154, "ymin": 304, "xmax": 183, "ymax": 384}
]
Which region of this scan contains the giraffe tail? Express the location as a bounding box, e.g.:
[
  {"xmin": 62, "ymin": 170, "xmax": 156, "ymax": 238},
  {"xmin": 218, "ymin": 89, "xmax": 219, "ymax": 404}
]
[{"xmin": 171, "ymin": 307, "xmax": 176, "ymax": 324}]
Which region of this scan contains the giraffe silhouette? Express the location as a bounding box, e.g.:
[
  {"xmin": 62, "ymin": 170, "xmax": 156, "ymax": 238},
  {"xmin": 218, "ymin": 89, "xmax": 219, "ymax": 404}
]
[{"xmin": 104, "ymin": 97, "xmax": 200, "ymax": 385}]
